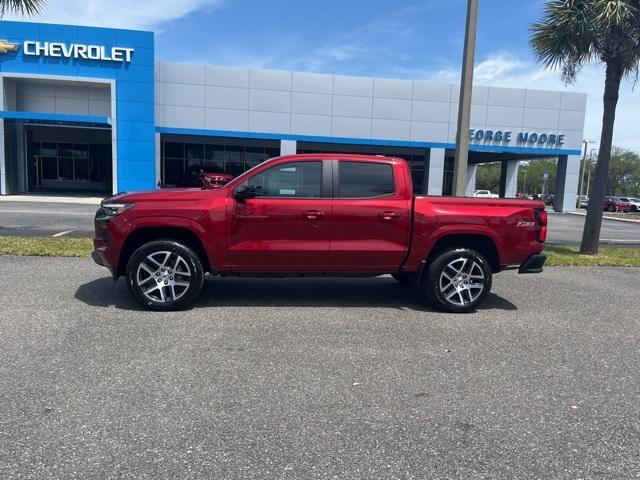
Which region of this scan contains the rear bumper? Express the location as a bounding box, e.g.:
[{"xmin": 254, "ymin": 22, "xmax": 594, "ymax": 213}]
[{"xmin": 518, "ymin": 253, "xmax": 546, "ymax": 274}]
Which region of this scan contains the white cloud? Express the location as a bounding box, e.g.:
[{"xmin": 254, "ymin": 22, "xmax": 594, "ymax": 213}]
[
  {"xmin": 2, "ymin": 0, "xmax": 224, "ymax": 30},
  {"xmin": 425, "ymin": 52, "xmax": 640, "ymax": 152}
]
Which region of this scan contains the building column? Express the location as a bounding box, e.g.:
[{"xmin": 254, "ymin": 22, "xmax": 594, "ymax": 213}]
[
  {"xmin": 0, "ymin": 119, "xmax": 6, "ymax": 195},
  {"xmin": 15, "ymin": 125, "xmax": 26, "ymax": 193},
  {"xmin": 499, "ymin": 160, "xmax": 518, "ymax": 198},
  {"xmin": 465, "ymin": 164, "xmax": 477, "ymax": 197},
  {"xmin": 111, "ymin": 124, "xmax": 118, "ymax": 195},
  {"xmin": 554, "ymin": 154, "xmax": 580, "ymax": 212},
  {"xmin": 0, "ymin": 76, "xmax": 5, "ymax": 195},
  {"xmin": 155, "ymin": 132, "xmax": 161, "ymax": 188},
  {"xmin": 427, "ymin": 148, "xmax": 445, "ymax": 196},
  {"xmin": 280, "ymin": 139, "xmax": 297, "ymax": 156}
]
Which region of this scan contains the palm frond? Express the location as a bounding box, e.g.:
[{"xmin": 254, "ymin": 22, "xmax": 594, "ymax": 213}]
[
  {"xmin": 0, "ymin": 0, "xmax": 46, "ymax": 17},
  {"xmin": 530, "ymin": 0, "xmax": 598, "ymax": 83}
]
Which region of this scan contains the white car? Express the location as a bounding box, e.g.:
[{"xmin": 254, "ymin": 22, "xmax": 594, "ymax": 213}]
[
  {"xmin": 619, "ymin": 197, "xmax": 640, "ymax": 212},
  {"xmin": 473, "ymin": 189, "xmax": 499, "ymax": 199}
]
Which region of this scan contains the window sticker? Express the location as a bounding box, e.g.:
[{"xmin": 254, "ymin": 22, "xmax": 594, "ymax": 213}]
[{"xmin": 279, "ymin": 189, "xmax": 296, "ymax": 195}]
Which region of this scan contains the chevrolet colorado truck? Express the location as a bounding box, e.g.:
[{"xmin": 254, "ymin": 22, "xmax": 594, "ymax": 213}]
[{"xmin": 93, "ymin": 154, "xmax": 547, "ymax": 312}]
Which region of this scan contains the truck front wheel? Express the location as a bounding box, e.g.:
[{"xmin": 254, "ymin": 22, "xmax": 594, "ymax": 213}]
[
  {"xmin": 126, "ymin": 240, "xmax": 204, "ymax": 311},
  {"xmin": 423, "ymin": 248, "xmax": 492, "ymax": 313}
]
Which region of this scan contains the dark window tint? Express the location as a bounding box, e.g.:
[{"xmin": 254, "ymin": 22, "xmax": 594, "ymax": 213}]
[
  {"xmin": 338, "ymin": 161, "xmax": 394, "ymax": 198},
  {"xmin": 246, "ymin": 161, "xmax": 322, "ymax": 198}
]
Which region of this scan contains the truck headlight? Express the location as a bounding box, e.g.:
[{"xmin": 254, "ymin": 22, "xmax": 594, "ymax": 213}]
[{"xmin": 100, "ymin": 202, "xmax": 135, "ymax": 217}]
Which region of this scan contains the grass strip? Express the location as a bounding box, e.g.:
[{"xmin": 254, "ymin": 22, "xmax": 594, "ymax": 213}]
[
  {"xmin": 0, "ymin": 236, "xmax": 93, "ymax": 257},
  {"xmin": 544, "ymin": 246, "xmax": 640, "ymax": 267}
]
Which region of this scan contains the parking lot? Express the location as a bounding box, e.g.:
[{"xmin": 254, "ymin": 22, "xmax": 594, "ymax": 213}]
[{"xmin": 1, "ymin": 256, "xmax": 639, "ymax": 478}]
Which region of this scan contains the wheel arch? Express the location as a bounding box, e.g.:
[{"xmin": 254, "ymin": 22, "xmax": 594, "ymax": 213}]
[
  {"xmin": 424, "ymin": 233, "xmax": 501, "ymax": 273},
  {"xmin": 118, "ymin": 226, "xmax": 211, "ymax": 277}
]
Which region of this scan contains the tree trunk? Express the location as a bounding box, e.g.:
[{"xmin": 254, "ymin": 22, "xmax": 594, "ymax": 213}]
[{"xmin": 579, "ymin": 60, "xmax": 623, "ymax": 254}]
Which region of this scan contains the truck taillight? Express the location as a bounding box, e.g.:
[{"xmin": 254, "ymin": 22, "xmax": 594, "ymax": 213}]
[{"xmin": 535, "ymin": 209, "xmax": 548, "ymax": 243}]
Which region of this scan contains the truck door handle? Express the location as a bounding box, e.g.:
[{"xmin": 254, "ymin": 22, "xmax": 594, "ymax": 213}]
[
  {"xmin": 378, "ymin": 211, "xmax": 401, "ymax": 221},
  {"xmin": 302, "ymin": 210, "xmax": 326, "ymax": 220}
]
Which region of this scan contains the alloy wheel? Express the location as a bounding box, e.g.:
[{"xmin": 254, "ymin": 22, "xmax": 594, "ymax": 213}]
[
  {"xmin": 136, "ymin": 251, "xmax": 192, "ymax": 303},
  {"xmin": 438, "ymin": 257, "xmax": 486, "ymax": 307}
]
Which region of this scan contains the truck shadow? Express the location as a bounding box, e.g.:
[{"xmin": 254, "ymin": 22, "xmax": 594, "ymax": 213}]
[{"xmin": 75, "ymin": 276, "xmax": 517, "ymax": 312}]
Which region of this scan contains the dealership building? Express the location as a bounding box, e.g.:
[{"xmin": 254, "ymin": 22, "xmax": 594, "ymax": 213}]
[{"xmin": 0, "ymin": 20, "xmax": 587, "ymax": 211}]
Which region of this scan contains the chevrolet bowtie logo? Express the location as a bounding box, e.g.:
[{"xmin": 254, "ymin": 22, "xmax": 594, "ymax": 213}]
[{"xmin": 0, "ymin": 40, "xmax": 20, "ymax": 54}]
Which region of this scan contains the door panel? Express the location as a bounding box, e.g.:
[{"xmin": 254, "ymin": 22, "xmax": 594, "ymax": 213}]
[
  {"xmin": 227, "ymin": 160, "xmax": 332, "ymax": 272},
  {"xmin": 330, "ymin": 161, "xmax": 411, "ymax": 271}
]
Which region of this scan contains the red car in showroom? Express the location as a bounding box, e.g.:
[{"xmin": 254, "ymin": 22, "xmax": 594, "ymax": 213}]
[{"xmin": 93, "ymin": 154, "xmax": 547, "ymax": 313}]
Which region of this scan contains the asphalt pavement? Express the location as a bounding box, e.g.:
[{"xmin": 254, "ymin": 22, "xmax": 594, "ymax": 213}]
[
  {"xmin": 2, "ymin": 200, "xmax": 640, "ymax": 246},
  {"xmin": 0, "ymin": 201, "xmax": 97, "ymax": 237},
  {"xmin": 1, "ymin": 256, "xmax": 639, "ymax": 479},
  {"xmin": 546, "ymin": 211, "xmax": 640, "ymax": 246}
]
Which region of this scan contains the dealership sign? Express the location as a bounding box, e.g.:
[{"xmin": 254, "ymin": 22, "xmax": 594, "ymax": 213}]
[
  {"xmin": 0, "ymin": 39, "xmax": 134, "ymax": 62},
  {"xmin": 24, "ymin": 41, "xmax": 134, "ymax": 62},
  {"xmin": 469, "ymin": 129, "xmax": 565, "ymax": 147}
]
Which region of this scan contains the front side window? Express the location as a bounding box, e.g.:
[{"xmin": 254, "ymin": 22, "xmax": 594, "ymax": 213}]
[
  {"xmin": 245, "ymin": 161, "xmax": 322, "ymax": 198},
  {"xmin": 338, "ymin": 161, "xmax": 394, "ymax": 198}
]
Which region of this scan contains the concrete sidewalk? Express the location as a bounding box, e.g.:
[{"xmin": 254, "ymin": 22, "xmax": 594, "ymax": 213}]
[
  {"xmin": 0, "ymin": 194, "xmax": 102, "ymax": 205},
  {"xmin": 567, "ymin": 210, "xmax": 640, "ymax": 224}
]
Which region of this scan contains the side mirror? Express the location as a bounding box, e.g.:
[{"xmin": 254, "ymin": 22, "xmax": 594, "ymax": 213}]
[{"xmin": 233, "ymin": 184, "xmax": 256, "ymax": 201}]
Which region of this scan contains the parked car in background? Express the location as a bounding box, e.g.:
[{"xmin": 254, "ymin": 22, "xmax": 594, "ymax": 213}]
[
  {"xmin": 578, "ymin": 195, "xmax": 589, "ymax": 209},
  {"xmin": 618, "ymin": 197, "xmax": 640, "ymax": 212},
  {"xmin": 473, "ymin": 190, "xmax": 499, "ymax": 199},
  {"xmin": 603, "ymin": 196, "xmax": 632, "ymax": 213},
  {"xmin": 516, "ymin": 193, "xmax": 534, "ymax": 200},
  {"xmin": 541, "ymin": 194, "xmax": 554, "ymax": 206}
]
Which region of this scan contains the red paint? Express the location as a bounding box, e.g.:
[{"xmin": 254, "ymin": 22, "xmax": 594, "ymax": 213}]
[{"xmin": 94, "ymin": 154, "xmax": 546, "ymax": 277}]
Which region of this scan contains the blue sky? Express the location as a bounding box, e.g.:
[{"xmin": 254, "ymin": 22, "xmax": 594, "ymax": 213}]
[
  {"xmin": 4, "ymin": 0, "xmax": 640, "ymax": 150},
  {"xmin": 155, "ymin": 0, "xmax": 541, "ymax": 79}
]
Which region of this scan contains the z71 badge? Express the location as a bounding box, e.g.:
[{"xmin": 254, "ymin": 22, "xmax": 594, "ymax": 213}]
[{"xmin": 517, "ymin": 221, "xmax": 536, "ymax": 227}]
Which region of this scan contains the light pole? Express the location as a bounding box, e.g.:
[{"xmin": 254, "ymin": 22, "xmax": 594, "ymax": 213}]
[
  {"xmin": 586, "ymin": 148, "xmax": 598, "ymax": 197},
  {"xmin": 578, "ymin": 139, "xmax": 594, "ymax": 207},
  {"xmin": 452, "ymin": 0, "xmax": 478, "ymax": 196}
]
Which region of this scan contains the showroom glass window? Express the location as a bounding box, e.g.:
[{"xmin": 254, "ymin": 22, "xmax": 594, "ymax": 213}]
[
  {"xmin": 162, "ymin": 139, "xmax": 279, "ymax": 187},
  {"xmin": 244, "ymin": 161, "xmax": 322, "ymax": 198}
]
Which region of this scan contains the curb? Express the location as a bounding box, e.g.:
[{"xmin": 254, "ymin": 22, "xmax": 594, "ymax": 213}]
[
  {"xmin": 566, "ymin": 211, "xmax": 640, "ymax": 224},
  {"xmin": 0, "ymin": 195, "xmax": 101, "ymax": 206}
]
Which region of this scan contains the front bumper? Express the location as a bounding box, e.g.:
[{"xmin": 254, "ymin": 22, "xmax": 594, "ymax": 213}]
[
  {"xmin": 518, "ymin": 253, "xmax": 546, "ymax": 274},
  {"xmin": 91, "ymin": 249, "xmax": 105, "ymax": 266}
]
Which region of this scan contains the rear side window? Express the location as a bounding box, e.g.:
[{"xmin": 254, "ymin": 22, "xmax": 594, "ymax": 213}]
[
  {"xmin": 245, "ymin": 161, "xmax": 322, "ymax": 198},
  {"xmin": 338, "ymin": 161, "xmax": 395, "ymax": 198}
]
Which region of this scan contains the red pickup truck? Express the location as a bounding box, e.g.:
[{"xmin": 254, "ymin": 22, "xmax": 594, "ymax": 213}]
[{"xmin": 93, "ymin": 154, "xmax": 547, "ymax": 312}]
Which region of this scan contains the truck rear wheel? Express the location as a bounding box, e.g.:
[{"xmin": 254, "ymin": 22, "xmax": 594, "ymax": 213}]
[
  {"xmin": 423, "ymin": 248, "xmax": 492, "ymax": 313},
  {"xmin": 126, "ymin": 240, "xmax": 204, "ymax": 311}
]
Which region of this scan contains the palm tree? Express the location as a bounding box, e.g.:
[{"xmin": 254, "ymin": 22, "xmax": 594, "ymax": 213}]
[
  {"xmin": 0, "ymin": 0, "xmax": 44, "ymax": 16},
  {"xmin": 531, "ymin": 0, "xmax": 640, "ymax": 254}
]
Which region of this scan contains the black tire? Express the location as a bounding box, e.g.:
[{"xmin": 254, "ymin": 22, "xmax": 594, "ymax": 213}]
[
  {"xmin": 126, "ymin": 240, "xmax": 204, "ymax": 311},
  {"xmin": 391, "ymin": 272, "xmax": 414, "ymax": 286},
  {"xmin": 423, "ymin": 248, "xmax": 492, "ymax": 313},
  {"xmin": 608, "ymin": 205, "xmax": 616, "ymax": 212}
]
